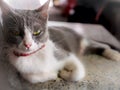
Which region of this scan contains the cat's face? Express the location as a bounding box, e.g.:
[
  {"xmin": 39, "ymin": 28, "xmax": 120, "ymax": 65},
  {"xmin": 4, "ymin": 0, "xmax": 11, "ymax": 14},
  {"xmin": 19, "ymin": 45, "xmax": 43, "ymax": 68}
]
[{"xmin": 1, "ymin": 0, "xmax": 50, "ymax": 54}]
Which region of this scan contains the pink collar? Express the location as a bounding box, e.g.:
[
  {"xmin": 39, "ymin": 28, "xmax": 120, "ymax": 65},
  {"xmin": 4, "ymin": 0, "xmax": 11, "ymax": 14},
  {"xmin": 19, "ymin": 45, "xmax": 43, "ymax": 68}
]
[{"xmin": 13, "ymin": 44, "xmax": 45, "ymax": 57}]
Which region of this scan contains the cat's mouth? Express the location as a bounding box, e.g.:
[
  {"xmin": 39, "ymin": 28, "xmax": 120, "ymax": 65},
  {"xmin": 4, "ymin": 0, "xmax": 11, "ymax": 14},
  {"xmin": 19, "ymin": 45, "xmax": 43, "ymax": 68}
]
[{"xmin": 13, "ymin": 44, "xmax": 45, "ymax": 57}]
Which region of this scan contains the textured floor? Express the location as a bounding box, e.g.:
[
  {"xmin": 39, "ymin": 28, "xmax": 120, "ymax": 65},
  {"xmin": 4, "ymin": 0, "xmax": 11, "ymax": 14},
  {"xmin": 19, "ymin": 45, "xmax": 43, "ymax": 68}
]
[
  {"xmin": 19, "ymin": 55, "xmax": 120, "ymax": 90},
  {"xmin": 0, "ymin": 55, "xmax": 120, "ymax": 90}
]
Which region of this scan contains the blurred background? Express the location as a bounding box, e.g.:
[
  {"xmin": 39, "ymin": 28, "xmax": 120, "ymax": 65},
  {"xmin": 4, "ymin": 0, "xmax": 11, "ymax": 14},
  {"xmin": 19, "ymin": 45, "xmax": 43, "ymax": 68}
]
[
  {"xmin": 4, "ymin": 0, "xmax": 120, "ymax": 41},
  {"xmin": 48, "ymin": 0, "xmax": 120, "ymax": 41}
]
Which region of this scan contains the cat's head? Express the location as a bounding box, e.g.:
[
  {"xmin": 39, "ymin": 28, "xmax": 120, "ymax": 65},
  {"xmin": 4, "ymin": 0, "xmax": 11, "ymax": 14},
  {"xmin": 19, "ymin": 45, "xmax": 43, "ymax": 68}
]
[{"xmin": 0, "ymin": 0, "xmax": 50, "ymax": 56}]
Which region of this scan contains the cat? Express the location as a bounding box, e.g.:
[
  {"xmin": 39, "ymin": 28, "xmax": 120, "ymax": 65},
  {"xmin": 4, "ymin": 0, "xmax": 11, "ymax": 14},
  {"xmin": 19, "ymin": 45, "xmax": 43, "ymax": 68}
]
[{"xmin": 0, "ymin": 0, "xmax": 120, "ymax": 84}]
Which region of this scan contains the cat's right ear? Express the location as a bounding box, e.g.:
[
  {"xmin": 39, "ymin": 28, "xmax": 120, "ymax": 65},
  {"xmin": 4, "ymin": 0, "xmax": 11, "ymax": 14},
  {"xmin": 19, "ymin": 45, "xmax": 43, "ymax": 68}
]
[{"xmin": 0, "ymin": 0, "xmax": 15, "ymax": 16}]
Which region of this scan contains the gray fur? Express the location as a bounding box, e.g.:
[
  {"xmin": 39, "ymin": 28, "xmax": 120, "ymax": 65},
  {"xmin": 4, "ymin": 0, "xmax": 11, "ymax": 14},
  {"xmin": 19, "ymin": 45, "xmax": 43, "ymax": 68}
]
[
  {"xmin": 49, "ymin": 26, "xmax": 83, "ymax": 54},
  {"xmin": 1, "ymin": 1, "xmax": 48, "ymax": 47},
  {"xmin": 0, "ymin": 0, "xmax": 84, "ymax": 60}
]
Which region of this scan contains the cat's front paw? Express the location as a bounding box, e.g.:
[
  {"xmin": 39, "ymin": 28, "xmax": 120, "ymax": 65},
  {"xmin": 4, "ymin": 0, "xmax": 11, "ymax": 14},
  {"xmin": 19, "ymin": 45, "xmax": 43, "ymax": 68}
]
[
  {"xmin": 59, "ymin": 61, "xmax": 85, "ymax": 82},
  {"xmin": 59, "ymin": 69, "xmax": 73, "ymax": 81}
]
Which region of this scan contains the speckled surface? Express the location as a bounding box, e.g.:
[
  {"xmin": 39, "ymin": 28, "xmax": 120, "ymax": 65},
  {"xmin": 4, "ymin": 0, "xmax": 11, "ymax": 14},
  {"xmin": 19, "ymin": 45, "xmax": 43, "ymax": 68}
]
[{"xmin": 0, "ymin": 55, "xmax": 120, "ymax": 90}]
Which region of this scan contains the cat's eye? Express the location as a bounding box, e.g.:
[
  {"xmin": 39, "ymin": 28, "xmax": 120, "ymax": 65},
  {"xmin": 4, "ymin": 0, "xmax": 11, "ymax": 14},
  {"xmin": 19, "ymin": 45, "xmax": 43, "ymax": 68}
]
[
  {"xmin": 33, "ymin": 30, "xmax": 41, "ymax": 36},
  {"xmin": 12, "ymin": 31, "xmax": 20, "ymax": 36}
]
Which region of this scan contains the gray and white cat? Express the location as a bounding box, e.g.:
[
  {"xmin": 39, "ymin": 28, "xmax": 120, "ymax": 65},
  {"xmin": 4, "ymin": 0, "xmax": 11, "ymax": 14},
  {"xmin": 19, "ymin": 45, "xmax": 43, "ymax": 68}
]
[{"xmin": 0, "ymin": 0, "xmax": 120, "ymax": 84}]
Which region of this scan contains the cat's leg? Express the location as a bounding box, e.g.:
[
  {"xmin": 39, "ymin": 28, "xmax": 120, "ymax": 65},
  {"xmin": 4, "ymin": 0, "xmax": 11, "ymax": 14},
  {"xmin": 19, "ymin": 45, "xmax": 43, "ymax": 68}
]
[
  {"xmin": 84, "ymin": 40, "xmax": 120, "ymax": 61},
  {"xmin": 103, "ymin": 48, "xmax": 120, "ymax": 61},
  {"xmin": 59, "ymin": 54, "xmax": 85, "ymax": 82}
]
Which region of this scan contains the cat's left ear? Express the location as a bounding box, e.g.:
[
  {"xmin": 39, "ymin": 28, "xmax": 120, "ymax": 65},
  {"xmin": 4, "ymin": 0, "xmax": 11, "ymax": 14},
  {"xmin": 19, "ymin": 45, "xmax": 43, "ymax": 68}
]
[{"xmin": 35, "ymin": 0, "xmax": 50, "ymax": 19}]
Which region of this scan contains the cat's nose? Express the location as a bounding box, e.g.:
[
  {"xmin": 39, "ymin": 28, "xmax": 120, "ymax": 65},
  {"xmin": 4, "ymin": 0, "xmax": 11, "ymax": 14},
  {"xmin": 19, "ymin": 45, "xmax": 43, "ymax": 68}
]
[{"xmin": 24, "ymin": 42, "xmax": 32, "ymax": 49}]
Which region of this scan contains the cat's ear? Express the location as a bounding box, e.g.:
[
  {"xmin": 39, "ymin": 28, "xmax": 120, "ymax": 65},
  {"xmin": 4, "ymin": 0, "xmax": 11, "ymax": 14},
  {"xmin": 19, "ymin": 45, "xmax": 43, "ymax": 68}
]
[
  {"xmin": 0, "ymin": 0, "xmax": 15, "ymax": 16},
  {"xmin": 35, "ymin": 0, "xmax": 50, "ymax": 19}
]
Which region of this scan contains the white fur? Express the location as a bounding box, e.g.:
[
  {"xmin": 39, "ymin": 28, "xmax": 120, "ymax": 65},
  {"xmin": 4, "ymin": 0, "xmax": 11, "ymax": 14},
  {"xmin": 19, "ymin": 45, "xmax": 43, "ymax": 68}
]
[
  {"xmin": 9, "ymin": 40, "xmax": 58, "ymax": 83},
  {"xmin": 8, "ymin": 38, "xmax": 85, "ymax": 83},
  {"xmin": 18, "ymin": 26, "xmax": 39, "ymax": 51},
  {"xmin": 79, "ymin": 39, "xmax": 89, "ymax": 55},
  {"xmin": 59, "ymin": 54, "xmax": 85, "ymax": 81}
]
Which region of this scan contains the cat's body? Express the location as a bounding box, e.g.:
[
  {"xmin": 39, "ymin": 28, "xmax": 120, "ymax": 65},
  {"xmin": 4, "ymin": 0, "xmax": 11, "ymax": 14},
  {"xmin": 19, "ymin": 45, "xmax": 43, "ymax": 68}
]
[
  {"xmin": 7, "ymin": 28, "xmax": 86, "ymax": 83},
  {"xmin": 0, "ymin": 0, "xmax": 120, "ymax": 84},
  {"xmin": 0, "ymin": 0, "xmax": 86, "ymax": 83}
]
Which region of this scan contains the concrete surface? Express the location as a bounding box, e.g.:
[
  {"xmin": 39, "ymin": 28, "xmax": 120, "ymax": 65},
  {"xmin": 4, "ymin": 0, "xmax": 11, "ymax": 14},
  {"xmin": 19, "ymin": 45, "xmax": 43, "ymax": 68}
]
[{"xmin": 0, "ymin": 54, "xmax": 120, "ymax": 90}]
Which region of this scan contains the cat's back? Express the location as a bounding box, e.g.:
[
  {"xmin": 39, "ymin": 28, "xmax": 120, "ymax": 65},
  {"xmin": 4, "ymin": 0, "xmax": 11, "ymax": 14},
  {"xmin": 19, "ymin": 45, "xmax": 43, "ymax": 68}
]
[{"xmin": 48, "ymin": 26, "xmax": 83, "ymax": 54}]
